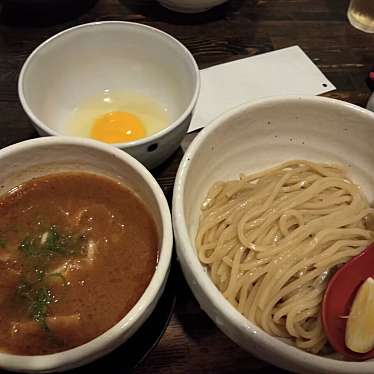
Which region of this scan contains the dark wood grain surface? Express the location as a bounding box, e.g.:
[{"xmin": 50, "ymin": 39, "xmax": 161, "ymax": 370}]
[{"xmin": 0, "ymin": 0, "xmax": 373, "ymax": 373}]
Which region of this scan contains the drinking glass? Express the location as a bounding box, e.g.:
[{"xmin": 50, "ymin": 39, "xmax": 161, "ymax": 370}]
[{"xmin": 347, "ymin": 0, "xmax": 374, "ymax": 33}]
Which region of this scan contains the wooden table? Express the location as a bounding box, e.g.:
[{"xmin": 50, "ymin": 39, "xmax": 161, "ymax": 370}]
[{"xmin": 0, "ymin": 0, "xmax": 373, "ymax": 373}]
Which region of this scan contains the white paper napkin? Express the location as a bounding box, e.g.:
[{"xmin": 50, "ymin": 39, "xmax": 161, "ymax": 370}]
[{"xmin": 189, "ymin": 46, "xmax": 335, "ymax": 132}]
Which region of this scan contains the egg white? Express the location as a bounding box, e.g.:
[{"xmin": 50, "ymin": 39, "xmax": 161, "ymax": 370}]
[{"xmin": 65, "ymin": 90, "xmax": 169, "ymax": 141}]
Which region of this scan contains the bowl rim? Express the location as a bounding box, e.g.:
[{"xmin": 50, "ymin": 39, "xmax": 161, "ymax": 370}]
[
  {"xmin": 18, "ymin": 21, "xmax": 200, "ymax": 148},
  {"xmin": 157, "ymin": 0, "xmax": 228, "ymax": 11},
  {"xmin": 172, "ymin": 95, "xmax": 374, "ymax": 373},
  {"xmin": 0, "ymin": 136, "xmax": 173, "ymax": 372}
]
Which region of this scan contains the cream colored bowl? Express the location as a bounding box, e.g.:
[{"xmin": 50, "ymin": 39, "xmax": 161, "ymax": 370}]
[
  {"xmin": 173, "ymin": 96, "xmax": 374, "ymax": 374},
  {"xmin": 157, "ymin": 0, "xmax": 228, "ymax": 13},
  {"xmin": 0, "ymin": 137, "xmax": 173, "ymax": 372},
  {"xmin": 18, "ymin": 21, "xmax": 200, "ymax": 169}
]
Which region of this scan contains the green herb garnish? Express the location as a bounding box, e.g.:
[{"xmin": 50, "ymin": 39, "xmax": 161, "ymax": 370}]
[
  {"xmin": 19, "ymin": 237, "xmax": 38, "ymax": 256},
  {"xmin": 44, "ymin": 226, "xmax": 66, "ymax": 255},
  {"xmin": 15, "ymin": 224, "xmax": 83, "ymax": 334},
  {"xmin": 0, "ymin": 238, "xmax": 7, "ymax": 248},
  {"xmin": 19, "ymin": 225, "xmax": 84, "ymax": 259},
  {"xmin": 30, "ymin": 287, "xmax": 52, "ymax": 332},
  {"xmin": 16, "ymin": 281, "xmax": 51, "ymax": 331}
]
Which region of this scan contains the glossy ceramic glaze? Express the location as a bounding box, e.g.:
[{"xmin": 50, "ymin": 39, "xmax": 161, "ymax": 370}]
[
  {"xmin": 173, "ymin": 96, "xmax": 374, "ymax": 374},
  {"xmin": 18, "ymin": 22, "xmax": 200, "ymax": 169},
  {"xmin": 0, "ymin": 137, "xmax": 173, "ymax": 372}
]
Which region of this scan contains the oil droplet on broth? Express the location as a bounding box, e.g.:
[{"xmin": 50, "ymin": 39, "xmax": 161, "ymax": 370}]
[{"xmin": 64, "ymin": 90, "xmax": 170, "ymax": 143}]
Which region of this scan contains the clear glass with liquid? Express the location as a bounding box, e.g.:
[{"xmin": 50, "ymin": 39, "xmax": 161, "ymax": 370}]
[{"xmin": 347, "ymin": 0, "xmax": 374, "ymax": 33}]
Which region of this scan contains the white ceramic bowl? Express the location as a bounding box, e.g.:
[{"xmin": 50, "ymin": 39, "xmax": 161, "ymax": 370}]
[
  {"xmin": 157, "ymin": 0, "xmax": 228, "ymax": 13},
  {"xmin": 0, "ymin": 136, "xmax": 173, "ymax": 373},
  {"xmin": 173, "ymin": 96, "xmax": 374, "ymax": 374},
  {"xmin": 18, "ymin": 21, "xmax": 200, "ymax": 169}
]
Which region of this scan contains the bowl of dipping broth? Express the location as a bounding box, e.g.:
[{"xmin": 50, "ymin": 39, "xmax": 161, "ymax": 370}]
[
  {"xmin": 157, "ymin": 0, "xmax": 228, "ymax": 13},
  {"xmin": 173, "ymin": 96, "xmax": 374, "ymax": 374},
  {"xmin": 18, "ymin": 21, "xmax": 200, "ymax": 169},
  {"xmin": 0, "ymin": 136, "xmax": 172, "ymax": 372}
]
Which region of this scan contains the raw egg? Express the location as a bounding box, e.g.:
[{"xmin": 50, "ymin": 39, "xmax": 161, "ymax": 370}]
[{"xmin": 65, "ymin": 90, "xmax": 169, "ymax": 143}]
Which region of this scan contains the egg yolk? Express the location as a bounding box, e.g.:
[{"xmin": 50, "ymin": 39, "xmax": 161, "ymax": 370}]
[{"xmin": 91, "ymin": 111, "xmax": 146, "ymax": 143}]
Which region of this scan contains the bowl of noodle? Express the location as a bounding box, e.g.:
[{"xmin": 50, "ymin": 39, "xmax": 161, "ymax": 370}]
[{"xmin": 172, "ymin": 96, "xmax": 374, "ymax": 373}]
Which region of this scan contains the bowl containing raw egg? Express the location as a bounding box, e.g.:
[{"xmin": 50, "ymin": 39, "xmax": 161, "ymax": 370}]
[
  {"xmin": 18, "ymin": 21, "xmax": 200, "ymax": 169},
  {"xmin": 0, "ymin": 136, "xmax": 173, "ymax": 372}
]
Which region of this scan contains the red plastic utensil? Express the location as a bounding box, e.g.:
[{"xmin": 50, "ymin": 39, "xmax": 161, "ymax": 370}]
[{"xmin": 322, "ymin": 242, "xmax": 374, "ymax": 360}]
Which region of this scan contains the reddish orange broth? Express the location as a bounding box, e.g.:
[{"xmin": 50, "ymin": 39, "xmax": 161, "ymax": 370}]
[{"xmin": 0, "ymin": 173, "xmax": 158, "ymax": 355}]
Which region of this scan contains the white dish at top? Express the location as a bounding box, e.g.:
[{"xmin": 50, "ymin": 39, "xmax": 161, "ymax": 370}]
[
  {"xmin": 157, "ymin": 0, "xmax": 228, "ymax": 13},
  {"xmin": 173, "ymin": 95, "xmax": 374, "ymax": 374}
]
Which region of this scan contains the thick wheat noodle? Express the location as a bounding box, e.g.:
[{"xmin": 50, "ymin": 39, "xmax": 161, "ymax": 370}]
[{"xmin": 196, "ymin": 160, "xmax": 374, "ymax": 354}]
